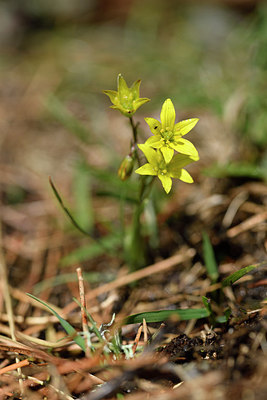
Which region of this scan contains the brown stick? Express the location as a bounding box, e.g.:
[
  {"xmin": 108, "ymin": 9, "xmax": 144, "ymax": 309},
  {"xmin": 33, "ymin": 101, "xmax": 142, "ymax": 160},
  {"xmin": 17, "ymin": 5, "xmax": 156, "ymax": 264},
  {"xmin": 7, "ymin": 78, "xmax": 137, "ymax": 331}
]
[
  {"xmin": 76, "ymin": 267, "xmax": 90, "ymax": 356},
  {"xmin": 0, "ymin": 359, "xmax": 30, "ymax": 376},
  {"xmin": 227, "ymin": 211, "xmax": 267, "ymax": 238},
  {"xmin": 63, "ymin": 248, "xmax": 195, "ymax": 316},
  {"xmin": 132, "ymin": 324, "xmax": 143, "ymax": 355}
]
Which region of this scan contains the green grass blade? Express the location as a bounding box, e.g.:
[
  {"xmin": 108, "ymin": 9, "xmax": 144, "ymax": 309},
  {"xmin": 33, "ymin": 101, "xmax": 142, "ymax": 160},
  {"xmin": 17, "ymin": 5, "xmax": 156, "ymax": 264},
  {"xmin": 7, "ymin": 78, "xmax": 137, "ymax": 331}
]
[
  {"xmin": 202, "ymin": 296, "xmax": 212, "ymax": 314},
  {"xmin": 215, "ymin": 315, "xmax": 228, "ymax": 323},
  {"xmin": 221, "ymin": 264, "xmax": 259, "ymax": 288},
  {"xmin": 49, "ymin": 176, "xmax": 95, "ymax": 238},
  {"xmin": 123, "ymin": 308, "xmax": 210, "ymax": 325},
  {"xmin": 49, "ymin": 177, "xmax": 111, "ymax": 252},
  {"xmin": 202, "ymin": 296, "xmax": 216, "ymax": 325},
  {"xmin": 215, "ymin": 308, "xmax": 231, "ymax": 324},
  {"xmin": 27, "ymin": 294, "xmax": 86, "ymax": 352},
  {"xmin": 73, "ymin": 298, "xmax": 103, "ymax": 342},
  {"xmin": 202, "ymin": 232, "xmax": 219, "ymax": 283}
]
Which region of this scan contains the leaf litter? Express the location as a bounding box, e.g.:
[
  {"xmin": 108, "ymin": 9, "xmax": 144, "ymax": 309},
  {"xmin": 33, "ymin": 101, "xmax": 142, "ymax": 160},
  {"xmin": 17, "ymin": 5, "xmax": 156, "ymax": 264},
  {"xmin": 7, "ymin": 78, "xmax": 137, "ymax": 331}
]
[{"xmin": 0, "ymin": 159, "xmax": 266, "ymax": 399}]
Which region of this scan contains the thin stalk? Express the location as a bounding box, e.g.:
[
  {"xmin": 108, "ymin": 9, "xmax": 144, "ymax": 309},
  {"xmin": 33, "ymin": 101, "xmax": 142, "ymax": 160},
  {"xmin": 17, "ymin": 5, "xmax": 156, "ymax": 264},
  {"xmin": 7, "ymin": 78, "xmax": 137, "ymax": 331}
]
[
  {"xmin": 129, "ymin": 116, "xmax": 141, "ymax": 167},
  {"xmin": 127, "ymin": 176, "xmax": 155, "ymax": 271},
  {"xmin": 129, "ymin": 116, "xmax": 138, "ymax": 144},
  {"xmin": 76, "ymin": 267, "xmax": 91, "ymax": 357},
  {"xmin": 126, "ymin": 115, "xmax": 156, "ymax": 271}
]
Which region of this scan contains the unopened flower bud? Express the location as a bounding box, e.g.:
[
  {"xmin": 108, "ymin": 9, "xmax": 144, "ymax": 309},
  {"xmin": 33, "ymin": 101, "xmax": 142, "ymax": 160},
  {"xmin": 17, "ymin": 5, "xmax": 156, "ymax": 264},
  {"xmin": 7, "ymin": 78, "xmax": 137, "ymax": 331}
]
[{"xmin": 118, "ymin": 154, "xmax": 135, "ymax": 181}]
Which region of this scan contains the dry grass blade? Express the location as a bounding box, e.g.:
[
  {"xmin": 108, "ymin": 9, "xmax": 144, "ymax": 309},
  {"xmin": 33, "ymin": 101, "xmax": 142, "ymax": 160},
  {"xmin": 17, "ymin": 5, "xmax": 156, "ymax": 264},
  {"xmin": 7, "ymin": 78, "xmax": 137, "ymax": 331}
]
[
  {"xmin": 0, "ymin": 220, "xmax": 24, "ymax": 394},
  {"xmin": 77, "ymin": 266, "xmax": 91, "ymax": 356},
  {"xmin": 0, "ymin": 359, "xmax": 30, "ymax": 376},
  {"xmin": 132, "ymin": 324, "xmax": 143, "ymax": 355},
  {"xmin": 63, "ymin": 248, "xmax": 196, "ymax": 315},
  {"xmin": 227, "ymin": 211, "xmax": 267, "ymax": 238},
  {"xmin": 0, "ymin": 335, "xmax": 60, "ymax": 363}
]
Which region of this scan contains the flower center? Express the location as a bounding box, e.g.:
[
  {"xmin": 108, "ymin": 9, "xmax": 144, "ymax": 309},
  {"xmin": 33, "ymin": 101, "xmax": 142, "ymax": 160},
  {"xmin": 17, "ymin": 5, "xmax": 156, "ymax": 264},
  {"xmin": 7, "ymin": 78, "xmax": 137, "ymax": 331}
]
[
  {"xmin": 154, "ymin": 161, "xmax": 168, "ymax": 175},
  {"xmin": 160, "ymin": 169, "xmax": 167, "ymax": 175},
  {"xmin": 161, "ymin": 127, "xmax": 174, "ymax": 142},
  {"xmin": 121, "ymin": 93, "xmax": 134, "ymax": 110}
]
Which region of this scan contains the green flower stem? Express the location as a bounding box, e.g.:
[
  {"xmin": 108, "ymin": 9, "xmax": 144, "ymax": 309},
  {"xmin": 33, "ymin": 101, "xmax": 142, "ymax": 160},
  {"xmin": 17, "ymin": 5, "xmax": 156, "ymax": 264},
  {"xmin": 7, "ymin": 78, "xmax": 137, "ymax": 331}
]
[
  {"xmin": 122, "ymin": 116, "xmax": 156, "ymax": 271},
  {"xmin": 139, "ymin": 175, "xmax": 155, "ymax": 203},
  {"xmin": 127, "ymin": 175, "xmax": 155, "ymax": 271},
  {"xmin": 129, "ymin": 116, "xmax": 141, "ymax": 167},
  {"xmin": 129, "ymin": 116, "xmax": 138, "ymax": 143}
]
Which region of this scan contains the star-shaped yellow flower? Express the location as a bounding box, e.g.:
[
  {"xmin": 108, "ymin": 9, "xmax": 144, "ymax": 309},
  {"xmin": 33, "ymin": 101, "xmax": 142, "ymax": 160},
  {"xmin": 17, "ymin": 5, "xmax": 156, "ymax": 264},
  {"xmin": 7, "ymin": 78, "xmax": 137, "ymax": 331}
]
[
  {"xmin": 145, "ymin": 99, "xmax": 199, "ymax": 163},
  {"xmin": 103, "ymin": 74, "xmax": 150, "ymax": 117},
  {"xmin": 135, "ymin": 144, "xmax": 199, "ymax": 194}
]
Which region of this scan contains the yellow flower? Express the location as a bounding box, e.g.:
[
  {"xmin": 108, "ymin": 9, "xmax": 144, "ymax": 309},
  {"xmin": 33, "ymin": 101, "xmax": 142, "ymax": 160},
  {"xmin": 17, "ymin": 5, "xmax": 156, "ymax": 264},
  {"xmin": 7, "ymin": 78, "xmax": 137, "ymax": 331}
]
[
  {"xmin": 145, "ymin": 99, "xmax": 199, "ymax": 163},
  {"xmin": 135, "ymin": 144, "xmax": 199, "ymax": 194},
  {"xmin": 103, "ymin": 74, "xmax": 150, "ymax": 117}
]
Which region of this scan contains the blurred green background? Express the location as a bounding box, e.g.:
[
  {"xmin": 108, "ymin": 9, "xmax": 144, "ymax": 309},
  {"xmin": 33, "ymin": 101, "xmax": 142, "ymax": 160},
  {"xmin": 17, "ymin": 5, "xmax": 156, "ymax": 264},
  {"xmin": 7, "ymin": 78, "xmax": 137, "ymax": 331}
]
[{"xmin": 1, "ymin": 0, "xmax": 267, "ymax": 183}]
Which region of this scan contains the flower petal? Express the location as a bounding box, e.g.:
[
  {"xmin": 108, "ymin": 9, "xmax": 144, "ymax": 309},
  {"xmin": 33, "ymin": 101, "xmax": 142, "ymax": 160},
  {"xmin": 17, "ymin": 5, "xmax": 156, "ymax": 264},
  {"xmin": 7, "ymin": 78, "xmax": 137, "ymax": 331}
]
[
  {"xmin": 180, "ymin": 169, "xmax": 193, "ymax": 183},
  {"xmin": 110, "ymin": 105, "xmax": 120, "ymax": 111},
  {"xmin": 155, "ymin": 149, "xmax": 165, "ymax": 164},
  {"xmin": 169, "ymin": 168, "xmax": 181, "ymax": 179},
  {"xmin": 174, "ymin": 118, "xmax": 199, "ymax": 136},
  {"xmin": 117, "ymin": 74, "xmax": 129, "ymax": 94},
  {"xmin": 135, "ymin": 164, "xmax": 157, "ymax": 176},
  {"xmin": 171, "ymin": 138, "xmax": 199, "ymax": 159},
  {"xmin": 161, "ymin": 146, "xmax": 174, "ymax": 164},
  {"xmin": 170, "ymin": 168, "xmax": 193, "ymax": 183},
  {"xmin": 160, "ymin": 99, "xmax": 176, "ymax": 130},
  {"xmin": 138, "ymin": 144, "xmax": 158, "ymax": 167},
  {"xmin": 110, "ymin": 105, "xmax": 133, "ymax": 117},
  {"xmin": 131, "ymin": 79, "xmax": 141, "ymax": 99},
  {"xmin": 158, "ymin": 174, "xmax": 172, "ymax": 194},
  {"xmin": 103, "ymin": 90, "xmax": 118, "ymax": 105},
  {"xmin": 169, "ymin": 153, "xmax": 197, "ymax": 170},
  {"xmin": 145, "ymin": 136, "xmax": 163, "ymax": 148},
  {"xmin": 134, "ymin": 98, "xmax": 150, "ymax": 111},
  {"xmin": 144, "ymin": 117, "xmax": 162, "ymax": 135}
]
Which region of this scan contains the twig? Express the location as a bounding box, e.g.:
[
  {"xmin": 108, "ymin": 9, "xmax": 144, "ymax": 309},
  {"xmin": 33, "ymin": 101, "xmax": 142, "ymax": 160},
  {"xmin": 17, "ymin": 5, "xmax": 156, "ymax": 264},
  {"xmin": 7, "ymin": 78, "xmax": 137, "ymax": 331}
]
[
  {"xmin": 76, "ymin": 267, "xmax": 90, "ymax": 356},
  {"xmin": 63, "ymin": 248, "xmax": 195, "ymax": 316},
  {"xmin": 143, "ymin": 318, "xmax": 148, "ymax": 344},
  {"xmin": 0, "ymin": 359, "xmax": 30, "ymax": 376},
  {"xmin": 132, "ymin": 324, "xmax": 143, "ymax": 355},
  {"xmin": 227, "ymin": 211, "xmax": 267, "ymax": 238}
]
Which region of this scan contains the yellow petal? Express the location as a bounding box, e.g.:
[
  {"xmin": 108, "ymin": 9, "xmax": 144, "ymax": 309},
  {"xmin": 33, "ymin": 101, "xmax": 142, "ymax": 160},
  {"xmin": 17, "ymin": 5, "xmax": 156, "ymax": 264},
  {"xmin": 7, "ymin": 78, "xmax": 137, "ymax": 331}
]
[
  {"xmin": 171, "ymin": 138, "xmax": 199, "ymax": 159},
  {"xmin": 144, "ymin": 117, "xmax": 161, "ymax": 135},
  {"xmin": 160, "ymin": 99, "xmax": 176, "ymax": 130},
  {"xmin": 161, "ymin": 146, "xmax": 174, "ymax": 164},
  {"xmin": 174, "ymin": 118, "xmax": 199, "ymax": 136},
  {"xmin": 158, "ymin": 174, "xmax": 172, "ymax": 193},
  {"xmin": 179, "ymin": 169, "xmax": 194, "ymax": 183},
  {"xmin": 138, "ymin": 144, "xmax": 158, "ymax": 167},
  {"xmin": 135, "ymin": 164, "xmax": 157, "ymax": 176}
]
